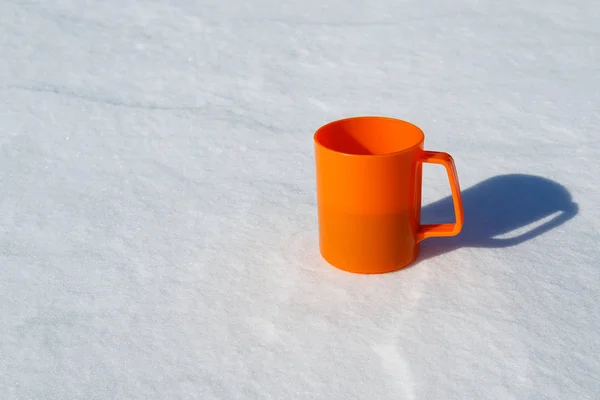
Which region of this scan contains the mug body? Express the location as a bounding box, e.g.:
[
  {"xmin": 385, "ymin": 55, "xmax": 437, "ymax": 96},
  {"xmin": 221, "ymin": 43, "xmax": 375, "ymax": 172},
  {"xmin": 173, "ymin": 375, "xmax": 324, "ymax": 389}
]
[{"xmin": 314, "ymin": 116, "xmax": 425, "ymax": 274}]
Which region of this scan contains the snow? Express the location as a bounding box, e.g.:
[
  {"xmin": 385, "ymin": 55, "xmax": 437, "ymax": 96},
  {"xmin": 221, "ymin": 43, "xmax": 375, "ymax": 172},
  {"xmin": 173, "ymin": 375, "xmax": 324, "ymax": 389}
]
[{"xmin": 1, "ymin": 0, "xmax": 599, "ymax": 398}]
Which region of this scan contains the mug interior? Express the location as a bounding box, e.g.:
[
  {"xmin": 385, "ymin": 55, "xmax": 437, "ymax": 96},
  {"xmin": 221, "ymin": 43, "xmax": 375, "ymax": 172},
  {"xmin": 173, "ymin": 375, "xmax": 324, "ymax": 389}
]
[{"xmin": 314, "ymin": 116, "xmax": 424, "ymax": 156}]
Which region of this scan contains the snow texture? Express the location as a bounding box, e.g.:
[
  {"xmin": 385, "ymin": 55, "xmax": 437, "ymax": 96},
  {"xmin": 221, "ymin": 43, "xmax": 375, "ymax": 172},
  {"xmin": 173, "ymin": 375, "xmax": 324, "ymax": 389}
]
[{"xmin": 1, "ymin": 0, "xmax": 599, "ymax": 398}]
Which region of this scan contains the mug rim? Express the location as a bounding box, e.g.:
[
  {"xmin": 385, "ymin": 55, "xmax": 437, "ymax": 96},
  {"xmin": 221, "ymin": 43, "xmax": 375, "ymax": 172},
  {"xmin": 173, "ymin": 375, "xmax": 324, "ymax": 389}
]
[{"xmin": 313, "ymin": 115, "xmax": 425, "ymax": 158}]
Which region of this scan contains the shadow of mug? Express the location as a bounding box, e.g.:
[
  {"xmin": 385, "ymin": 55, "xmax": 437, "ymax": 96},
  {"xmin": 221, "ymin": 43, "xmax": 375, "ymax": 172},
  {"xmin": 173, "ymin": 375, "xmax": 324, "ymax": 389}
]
[{"xmin": 418, "ymin": 174, "xmax": 579, "ymax": 261}]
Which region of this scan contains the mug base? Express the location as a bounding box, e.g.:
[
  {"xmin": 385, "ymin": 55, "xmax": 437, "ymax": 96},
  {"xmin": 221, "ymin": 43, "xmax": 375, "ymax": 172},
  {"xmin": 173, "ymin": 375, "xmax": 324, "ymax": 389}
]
[{"xmin": 319, "ymin": 247, "xmax": 420, "ymax": 274}]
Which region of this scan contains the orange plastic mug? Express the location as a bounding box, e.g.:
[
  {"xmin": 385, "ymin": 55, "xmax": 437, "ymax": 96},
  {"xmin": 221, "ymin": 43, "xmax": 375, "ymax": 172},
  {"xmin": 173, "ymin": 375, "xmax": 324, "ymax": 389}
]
[{"xmin": 314, "ymin": 116, "xmax": 464, "ymax": 274}]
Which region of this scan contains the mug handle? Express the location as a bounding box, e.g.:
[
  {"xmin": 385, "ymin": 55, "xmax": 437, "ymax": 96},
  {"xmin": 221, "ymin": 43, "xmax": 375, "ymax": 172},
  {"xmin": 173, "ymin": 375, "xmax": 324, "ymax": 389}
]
[{"xmin": 417, "ymin": 151, "xmax": 465, "ymax": 243}]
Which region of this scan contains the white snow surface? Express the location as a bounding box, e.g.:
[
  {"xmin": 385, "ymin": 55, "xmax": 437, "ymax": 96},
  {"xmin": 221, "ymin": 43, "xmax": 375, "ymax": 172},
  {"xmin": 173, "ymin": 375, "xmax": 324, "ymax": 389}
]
[{"xmin": 1, "ymin": 0, "xmax": 599, "ymax": 398}]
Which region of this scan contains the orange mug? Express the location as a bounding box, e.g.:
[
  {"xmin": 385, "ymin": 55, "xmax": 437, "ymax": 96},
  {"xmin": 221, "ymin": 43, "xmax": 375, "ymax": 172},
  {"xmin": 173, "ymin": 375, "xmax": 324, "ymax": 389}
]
[{"xmin": 314, "ymin": 116, "xmax": 464, "ymax": 274}]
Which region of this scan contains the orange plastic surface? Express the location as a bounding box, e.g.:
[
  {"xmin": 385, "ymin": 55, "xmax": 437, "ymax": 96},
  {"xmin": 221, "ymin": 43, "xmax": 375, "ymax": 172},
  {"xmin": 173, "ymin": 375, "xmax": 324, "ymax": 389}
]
[
  {"xmin": 416, "ymin": 151, "xmax": 464, "ymax": 242},
  {"xmin": 314, "ymin": 116, "xmax": 464, "ymax": 274}
]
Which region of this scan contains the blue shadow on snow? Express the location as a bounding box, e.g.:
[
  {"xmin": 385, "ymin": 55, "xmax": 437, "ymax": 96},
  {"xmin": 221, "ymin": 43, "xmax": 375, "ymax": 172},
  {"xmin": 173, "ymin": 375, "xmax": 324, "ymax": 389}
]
[{"xmin": 418, "ymin": 173, "xmax": 579, "ymax": 261}]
